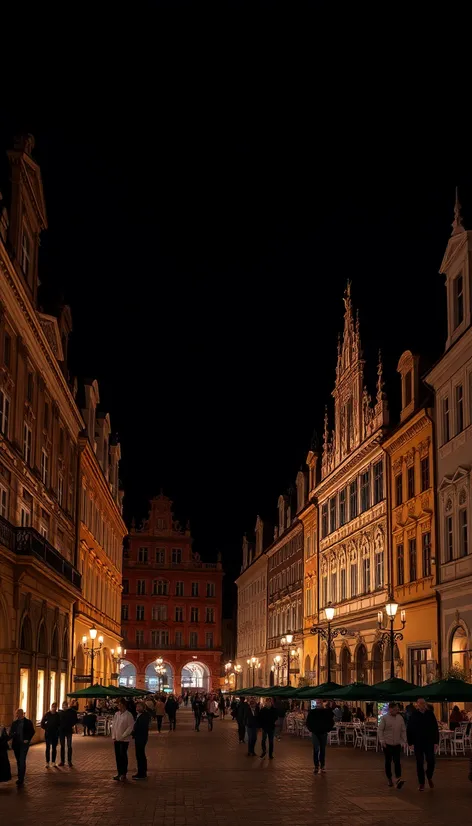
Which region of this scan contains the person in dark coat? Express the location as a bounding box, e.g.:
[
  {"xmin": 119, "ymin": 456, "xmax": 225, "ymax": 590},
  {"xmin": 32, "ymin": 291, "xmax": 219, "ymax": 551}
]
[
  {"xmin": 165, "ymin": 695, "xmax": 179, "ymax": 731},
  {"xmin": 192, "ymin": 694, "xmax": 204, "ymax": 731},
  {"xmin": 0, "ymin": 725, "xmax": 12, "ymax": 783},
  {"xmin": 236, "ymin": 698, "xmax": 247, "ymax": 743},
  {"xmin": 449, "ymin": 705, "xmax": 462, "ymax": 731},
  {"xmin": 243, "ymin": 698, "xmax": 260, "ymax": 756},
  {"xmin": 341, "ymin": 705, "xmax": 352, "ymax": 723},
  {"xmin": 41, "ymin": 702, "xmax": 61, "ymax": 767},
  {"xmin": 131, "ymin": 702, "xmax": 150, "ymax": 779},
  {"xmin": 9, "ymin": 709, "xmax": 35, "ymax": 786},
  {"xmin": 59, "ymin": 701, "xmax": 78, "ymax": 767},
  {"xmin": 306, "ymin": 700, "xmax": 334, "ymax": 774},
  {"xmin": 407, "ymin": 698, "xmax": 439, "ymax": 790},
  {"xmin": 258, "ymin": 698, "xmax": 278, "ymax": 759}
]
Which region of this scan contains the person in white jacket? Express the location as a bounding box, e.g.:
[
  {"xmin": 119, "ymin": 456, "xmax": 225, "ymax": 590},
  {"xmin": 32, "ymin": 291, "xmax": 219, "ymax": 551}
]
[
  {"xmin": 378, "ymin": 702, "xmax": 407, "ymax": 788},
  {"xmin": 112, "ymin": 699, "xmax": 135, "ymax": 781},
  {"xmin": 206, "ymin": 696, "xmax": 219, "ymax": 732}
]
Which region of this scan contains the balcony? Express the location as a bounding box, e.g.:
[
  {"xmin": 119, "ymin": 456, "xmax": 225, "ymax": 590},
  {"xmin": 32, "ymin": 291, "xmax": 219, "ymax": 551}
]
[
  {"xmin": 122, "ymin": 640, "xmax": 220, "ymax": 651},
  {"xmin": 125, "ymin": 560, "xmax": 221, "ymax": 570},
  {"xmin": 12, "ymin": 522, "xmax": 81, "ymax": 590}
]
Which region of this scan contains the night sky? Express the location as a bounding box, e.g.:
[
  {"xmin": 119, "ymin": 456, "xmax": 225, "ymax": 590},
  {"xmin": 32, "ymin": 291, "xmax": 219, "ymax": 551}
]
[{"xmin": 0, "ymin": 6, "xmax": 467, "ymax": 611}]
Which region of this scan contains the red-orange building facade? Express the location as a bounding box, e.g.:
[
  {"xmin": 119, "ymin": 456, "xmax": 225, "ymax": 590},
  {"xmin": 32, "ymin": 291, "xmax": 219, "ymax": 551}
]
[{"xmin": 121, "ymin": 494, "xmax": 223, "ymax": 693}]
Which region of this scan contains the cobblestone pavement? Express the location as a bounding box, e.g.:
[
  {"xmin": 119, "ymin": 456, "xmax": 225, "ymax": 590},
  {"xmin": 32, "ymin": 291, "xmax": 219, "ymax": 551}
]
[{"xmin": 1, "ymin": 708, "xmax": 471, "ymax": 826}]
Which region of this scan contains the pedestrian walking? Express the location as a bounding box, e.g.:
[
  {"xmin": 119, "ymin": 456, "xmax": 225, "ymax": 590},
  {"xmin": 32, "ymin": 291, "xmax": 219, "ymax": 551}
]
[
  {"xmin": 244, "ymin": 698, "xmax": 260, "ymax": 756},
  {"xmin": 218, "ymin": 695, "xmax": 226, "ymax": 718},
  {"xmin": 407, "ymin": 698, "xmax": 439, "ymax": 791},
  {"xmin": 378, "ymin": 702, "xmax": 406, "ymax": 788},
  {"xmin": 8, "ymin": 709, "xmax": 35, "ymax": 786},
  {"xmin": 112, "ymin": 698, "xmax": 135, "ymax": 781},
  {"xmin": 207, "ymin": 695, "xmax": 218, "ymax": 731},
  {"xmin": 41, "ymin": 702, "xmax": 61, "ymax": 768},
  {"xmin": 0, "ymin": 725, "xmax": 12, "ymax": 784},
  {"xmin": 59, "ymin": 701, "xmax": 78, "ymax": 767},
  {"xmin": 259, "ymin": 698, "xmax": 278, "ymax": 759},
  {"xmin": 274, "ymin": 698, "xmax": 288, "ymax": 740},
  {"xmin": 236, "ymin": 698, "xmax": 247, "ymax": 743},
  {"xmin": 155, "ymin": 697, "xmax": 165, "ymax": 732},
  {"xmin": 132, "ymin": 702, "xmax": 150, "ymax": 780},
  {"xmin": 165, "ymin": 695, "xmax": 179, "ymax": 731},
  {"xmin": 193, "ymin": 694, "xmax": 204, "ymax": 731},
  {"xmin": 306, "ymin": 700, "xmax": 334, "ymax": 774}
]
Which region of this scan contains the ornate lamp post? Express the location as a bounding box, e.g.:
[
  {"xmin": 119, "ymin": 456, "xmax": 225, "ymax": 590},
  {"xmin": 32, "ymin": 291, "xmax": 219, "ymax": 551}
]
[
  {"xmin": 310, "ymin": 604, "xmax": 349, "ymax": 684},
  {"xmin": 378, "ymin": 596, "xmax": 406, "ymax": 679},
  {"xmin": 271, "ymin": 654, "xmax": 282, "ymax": 684},
  {"xmin": 247, "ymin": 656, "xmax": 261, "ymax": 687},
  {"xmin": 280, "ymin": 632, "xmax": 294, "ymax": 686},
  {"xmin": 82, "ymin": 626, "xmax": 104, "ymax": 686},
  {"xmin": 155, "ymin": 656, "xmax": 166, "ymax": 692},
  {"xmin": 111, "ymin": 645, "xmax": 127, "ymax": 683},
  {"xmin": 234, "ymin": 663, "xmax": 242, "ymax": 688}
]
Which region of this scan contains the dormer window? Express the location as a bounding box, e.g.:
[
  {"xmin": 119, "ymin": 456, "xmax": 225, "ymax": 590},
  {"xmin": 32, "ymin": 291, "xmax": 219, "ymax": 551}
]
[
  {"xmin": 404, "ymin": 370, "xmax": 412, "ymax": 406},
  {"xmin": 453, "ymin": 272, "xmax": 464, "ymax": 329},
  {"xmin": 21, "ymin": 227, "xmax": 33, "ymax": 285}
]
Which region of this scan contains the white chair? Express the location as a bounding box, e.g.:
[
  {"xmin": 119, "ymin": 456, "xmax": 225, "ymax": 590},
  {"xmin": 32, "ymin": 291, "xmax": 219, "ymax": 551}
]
[
  {"xmin": 364, "ymin": 730, "xmax": 378, "ymax": 751},
  {"xmin": 453, "ymin": 730, "xmax": 466, "ymax": 755},
  {"xmin": 354, "ymin": 727, "xmax": 364, "ymax": 749},
  {"xmin": 438, "ymin": 730, "xmax": 451, "ymax": 755},
  {"xmin": 328, "ymin": 728, "xmax": 340, "ymax": 745},
  {"xmin": 345, "ymin": 727, "xmax": 355, "ymax": 746}
]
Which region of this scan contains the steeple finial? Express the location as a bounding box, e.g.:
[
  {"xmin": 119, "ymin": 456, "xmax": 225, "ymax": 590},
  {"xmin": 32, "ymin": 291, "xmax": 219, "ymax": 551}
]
[
  {"xmin": 376, "ymin": 348, "xmax": 385, "ymax": 403},
  {"xmin": 323, "ymin": 405, "xmax": 329, "ymax": 447},
  {"xmin": 452, "ymin": 186, "xmax": 465, "ymax": 236}
]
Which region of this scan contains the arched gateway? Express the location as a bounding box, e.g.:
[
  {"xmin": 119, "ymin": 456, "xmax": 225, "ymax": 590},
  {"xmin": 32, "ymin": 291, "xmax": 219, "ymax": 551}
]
[{"xmin": 181, "ymin": 661, "xmax": 211, "ymax": 692}]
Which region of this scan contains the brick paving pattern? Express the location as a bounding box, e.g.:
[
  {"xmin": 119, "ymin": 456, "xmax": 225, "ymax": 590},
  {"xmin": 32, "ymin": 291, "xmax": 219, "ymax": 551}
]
[{"xmin": 0, "ymin": 708, "xmax": 470, "ymax": 825}]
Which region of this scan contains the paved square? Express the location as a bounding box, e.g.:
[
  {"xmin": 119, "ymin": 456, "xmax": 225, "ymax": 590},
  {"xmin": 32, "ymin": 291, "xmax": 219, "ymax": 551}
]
[{"xmin": 0, "ymin": 708, "xmax": 470, "ymax": 826}]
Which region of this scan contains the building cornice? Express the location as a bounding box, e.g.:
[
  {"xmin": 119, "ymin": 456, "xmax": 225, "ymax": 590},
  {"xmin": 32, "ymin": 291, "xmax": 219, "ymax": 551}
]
[
  {"xmin": 314, "ymin": 431, "xmax": 386, "ymax": 502},
  {"xmin": 266, "ymin": 521, "xmax": 302, "ymax": 559},
  {"xmin": 383, "ymin": 410, "xmax": 432, "ymax": 454}
]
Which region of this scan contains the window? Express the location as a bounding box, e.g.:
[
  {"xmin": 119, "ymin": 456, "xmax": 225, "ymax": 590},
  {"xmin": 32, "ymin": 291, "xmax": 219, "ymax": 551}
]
[
  {"xmin": 135, "ymin": 630, "xmax": 144, "ymax": 646},
  {"xmin": 206, "ymin": 607, "xmax": 214, "ymax": 623},
  {"xmin": 27, "ymin": 372, "xmax": 34, "ymax": 403},
  {"xmin": 410, "ymin": 648, "xmax": 431, "ymax": 686},
  {"xmin": 422, "ymin": 533, "xmax": 432, "ymax": 578},
  {"xmin": 57, "ymin": 474, "xmax": 64, "ymax": 507},
  {"xmin": 340, "ymin": 568, "xmax": 347, "ymax": 601},
  {"xmin": 155, "ymin": 580, "xmax": 168, "ymax": 596},
  {"xmin": 21, "ymin": 229, "xmax": 32, "ymax": 280},
  {"xmin": 373, "ymin": 461, "xmax": 383, "ymax": 504},
  {"xmin": 395, "ymin": 473, "xmax": 403, "ymax": 507},
  {"xmin": 171, "ymin": 548, "xmax": 182, "ymax": 563},
  {"xmin": 206, "ymin": 582, "xmax": 216, "ymax": 597},
  {"xmin": 329, "ymin": 497, "xmax": 336, "ymax": 533},
  {"xmin": 407, "ymin": 465, "xmax": 415, "ymax": 500},
  {"xmin": 397, "ymin": 544, "xmax": 404, "ymax": 586},
  {"xmin": 137, "ymin": 579, "xmax": 146, "ymax": 595},
  {"xmin": 445, "ymin": 515, "xmax": 454, "ymax": 562},
  {"xmin": 443, "ymin": 397, "xmax": 450, "ymax": 443},
  {"xmin": 322, "ymin": 576, "xmax": 328, "ymax": 607},
  {"xmin": 350, "ymin": 564, "xmax": 357, "ymax": 597},
  {"xmin": 375, "ymin": 550, "xmax": 384, "ymax": 589},
  {"xmin": 330, "ymin": 572, "xmax": 337, "ymax": 603},
  {"xmin": 404, "ymin": 369, "xmax": 412, "ymax": 406},
  {"xmin": 306, "ymin": 587, "xmax": 312, "ymax": 617},
  {"xmin": 20, "ymin": 505, "xmax": 31, "ymax": 527},
  {"xmin": 175, "ymin": 631, "xmax": 183, "ymax": 647},
  {"xmin": 451, "ymin": 626, "xmax": 470, "ymax": 674},
  {"xmin": 157, "ymin": 518, "xmax": 165, "ymax": 530},
  {"xmin": 409, "ymin": 538, "xmax": 417, "ymax": 582},
  {"xmin": 321, "ymin": 503, "xmax": 328, "ymax": 537},
  {"xmin": 153, "ymin": 605, "xmax": 168, "ymax": 621},
  {"xmin": 39, "ymin": 523, "xmax": 48, "ymax": 539},
  {"xmin": 349, "ymin": 479, "xmax": 358, "ymax": 519},
  {"xmin": 155, "ymin": 549, "xmax": 165, "ymax": 563},
  {"xmin": 339, "ymin": 488, "xmax": 346, "ymax": 526},
  {"xmin": 138, "ymin": 547, "xmax": 148, "ymax": 563},
  {"xmin": 459, "ymin": 509, "xmax": 468, "ymax": 558},
  {"xmin": 190, "ymin": 607, "xmax": 199, "ymax": 622},
  {"xmin": 191, "ymin": 582, "xmax": 199, "ymax": 597},
  {"xmin": 41, "ymin": 449, "xmax": 49, "ymax": 486},
  {"xmin": 362, "ymin": 556, "xmax": 370, "ymax": 593},
  {"xmin": 136, "ymin": 605, "xmax": 145, "ymax": 621},
  {"xmin": 19, "ymin": 668, "xmax": 30, "ymax": 717},
  {"xmin": 3, "ymin": 333, "xmax": 11, "ymax": 369},
  {"xmin": 36, "ymin": 668, "xmax": 45, "ymax": 724},
  {"xmin": 456, "ymin": 384, "xmax": 464, "ymax": 433},
  {"xmin": 205, "ymin": 632, "xmax": 214, "ymax": 649},
  {"xmin": 0, "ymin": 485, "xmax": 8, "ymax": 519},
  {"xmin": 23, "ymin": 422, "xmax": 32, "ymax": 465},
  {"xmin": 189, "ymin": 631, "xmax": 198, "ymax": 648},
  {"xmin": 175, "ymin": 606, "xmax": 183, "ymax": 622},
  {"xmin": 421, "ymin": 456, "xmax": 430, "ymax": 492},
  {"xmin": 151, "ymin": 630, "xmax": 159, "ymax": 647},
  {"xmin": 0, "ymin": 390, "xmax": 10, "ymax": 437},
  {"xmin": 122, "ymin": 579, "xmax": 129, "ymax": 595},
  {"xmin": 360, "ymin": 471, "xmax": 370, "ymax": 512},
  {"xmin": 453, "ymin": 272, "xmax": 464, "ymax": 329},
  {"xmin": 175, "ymin": 581, "xmax": 184, "ymax": 597},
  {"xmin": 160, "ymin": 630, "xmax": 169, "ymax": 646}
]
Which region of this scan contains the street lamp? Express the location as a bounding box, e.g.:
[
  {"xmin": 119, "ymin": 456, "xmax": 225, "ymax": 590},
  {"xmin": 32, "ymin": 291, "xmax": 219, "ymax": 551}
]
[
  {"xmin": 155, "ymin": 656, "xmax": 166, "ymax": 692},
  {"xmin": 247, "ymin": 656, "xmax": 261, "ymax": 687},
  {"xmin": 378, "ymin": 596, "xmax": 406, "ymax": 679},
  {"xmin": 310, "ymin": 604, "xmax": 349, "ymax": 684},
  {"xmin": 234, "ymin": 663, "xmax": 242, "ymax": 689},
  {"xmin": 110, "ymin": 645, "xmax": 127, "ymax": 684},
  {"xmin": 82, "ymin": 626, "xmax": 104, "ymax": 686},
  {"xmin": 280, "ymin": 633, "xmax": 297, "ymax": 686},
  {"xmin": 272, "ymin": 654, "xmax": 282, "ymax": 685}
]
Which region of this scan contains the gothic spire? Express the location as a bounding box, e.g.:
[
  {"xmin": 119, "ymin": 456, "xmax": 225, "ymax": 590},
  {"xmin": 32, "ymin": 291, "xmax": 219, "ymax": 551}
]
[
  {"xmin": 336, "ymin": 280, "xmax": 361, "ymax": 380},
  {"xmin": 323, "ymin": 405, "xmax": 329, "ymax": 448},
  {"xmin": 376, "ymin": 349, "xmax": 385, "ymax": 403},
  {"xmin": 451, "ymin": 186, "xmax": 465, "ymax": 236}
]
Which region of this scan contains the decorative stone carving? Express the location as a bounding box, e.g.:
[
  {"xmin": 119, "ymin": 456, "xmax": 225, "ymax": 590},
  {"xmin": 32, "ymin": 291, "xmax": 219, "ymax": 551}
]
[
  {"xmin": 459, "ymin": 488, "xmax": 467, "ymax": 506},
  {"xmin": 445, "ymin": 498, "xmax": 453, "ymax": 513},
  {"xmin": 393, "ymin": 457, "xmax": 403, "ymax": 475},
  {"xmin": 406, "ymin": 449, "xmax": 415, "ymax": 468},
  {"xmin": 418, "ymin": 438, "xmax": 430, "ymax": 459},
  {"xmin": 421, "ymin": 493, "xmax": 430, "ymax": 511}
]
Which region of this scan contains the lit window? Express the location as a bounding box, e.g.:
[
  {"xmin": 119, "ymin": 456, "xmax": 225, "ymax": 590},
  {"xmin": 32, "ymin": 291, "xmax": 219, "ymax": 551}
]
[
  {"xmin": 373, "ymin": 461, "xmax": 383, "ymax": 504},
  {"xmin": 0, "ymin": 390, "xmax": 10, "ymax": 437},
  {"xmin": 0, "ymin": 484, "xmax": 8, "ymax": 519},
  {"xmin": 20, "ymin": 505, "xmax": 31, "ymax": 527},
  {"xmin": 422, "ymin": 533, "xmax": 432, "ymax": 577},
  {"xmin": 36, "ymin": 668, "xmax": 45, "ymax": 724},
  {"xmin": 360, "ymin": 471, "xmax": 370, "ymax": 512}
]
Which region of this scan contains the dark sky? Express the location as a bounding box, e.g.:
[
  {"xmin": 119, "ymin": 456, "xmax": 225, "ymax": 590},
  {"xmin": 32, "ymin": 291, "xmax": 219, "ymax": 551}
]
[{"xmin": 0, "ymin": 5, "xmax": 467, "ymax": 610}]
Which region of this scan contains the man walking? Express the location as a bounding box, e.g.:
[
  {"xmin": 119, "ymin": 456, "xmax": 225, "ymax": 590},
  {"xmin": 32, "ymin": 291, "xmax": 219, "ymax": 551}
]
[
  {"xmin": 132, "ymin": 702, "xmax": 150, "ymax": 780},
  {"xmin": 165, "ymin": 695, "xmax": 179, "ymax": 731},
  {"xmin": 41, "ymin": 702, "xmax": 61, "ymax": 768},
  {"xmin": 206, "ymin": 695, "xmax": 219, "ymax": 731},
  {"xmin": 155, "ymin": 696, "xmax": 165, "ymax": 732},
  {"xmin": 193, "ymin": 694, "xmax": 204, "ymax": 731},
  {"xmin": 259, "ymin": 698, "xmax": 278, "ymax": 759},
  {"xmin": 306, "ymin": 700, "xmax": 334, "ymax": 774},
  {"xmin": 236, "ymin": 698, "xmax": 247, "ymax": 743},
  {"xmin": 8, "ymin": 709, "xmax": 35, "ymax": 786},
  {"xmin": 59, "ymin": 701, "xmax": 78, "ymax": 767},
  {"xmin": 378, "ymin": 702, "xmax": 406, "ymax": 788},
  {"xmin": 112, "ymin": 698, "xmax": 135, "ymax": 781},
  {"xmin": 244, "ymin": 697, "xmax": 260, "ymax": 756},
  {"xmin": 407, "ymin": 698, "xmax": 439, "ymax": 791}
]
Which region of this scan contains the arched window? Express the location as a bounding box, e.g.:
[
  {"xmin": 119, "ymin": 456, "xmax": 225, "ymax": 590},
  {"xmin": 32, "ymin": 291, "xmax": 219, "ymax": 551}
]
[
  {"xmin": 38, "ymin": 623, "xmax": 48, "ymax": 655},
  {"xmin": 341, "ymin": 646, "xmax": 351, "ymax": 685},
  {"xmin": 372, "ymin": 642, "xmax": 383, "ymax": 683},
  {"xmin": 356, "ymin": 644, "xmax": 368, "ymax": 682},
  {"xmin": 51, "ymin": 627, "xmax": 59, "ymax": 658},
  {"xmin": 20, "ymin": 616, "xmax": 33, "ymax": 651},
  {"xmin": 451, "ymin": 626, "xmax": 471, "ymax": 675}
]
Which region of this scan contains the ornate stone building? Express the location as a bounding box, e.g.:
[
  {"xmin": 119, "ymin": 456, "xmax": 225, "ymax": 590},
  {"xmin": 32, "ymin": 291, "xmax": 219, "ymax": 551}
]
[
  {"xmin": 384, "ymin": 352, "xmax": 438, "ymax": 684},
  {"xmin": 426, "ymin": 196, "xmax": 472, "ymax": 681},
  {"xmin": 313, "ymin": 284, "xmax": 389, "ymax": 684},
  {"xmin": 235, "ymin": 518, "xmax": 269, "ymax": 688},
  {"xmin": 121, "ymin": 494, "xmax": 224, "ymax": 693},
  {"xmin": 300, "ymin": 453, "xmax": 319, "ymax": 683}
]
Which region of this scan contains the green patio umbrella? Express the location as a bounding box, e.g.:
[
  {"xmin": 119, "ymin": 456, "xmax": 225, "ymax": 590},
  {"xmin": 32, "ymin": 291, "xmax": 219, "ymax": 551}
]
[
  {"xmin": 294, "ymin": 681, "xmax": 342, "ymax": 699},
  {"xmin": 267, "ymin": 686, "xmax": 298, "ymax": 697},
  {"xmin": 373, "ymin": 677, "xmax": 417, "ymax": 697},
  {"xmin": 67, "ymin": 684, "xmax": 123, "ymax": 699},
  {"xmin": 322, "ymin": 682, "xmax": 385, "ymax": 701},
  {"xmin": 395, "ymin": 677, "xmax": 472, "ymax": 703}
]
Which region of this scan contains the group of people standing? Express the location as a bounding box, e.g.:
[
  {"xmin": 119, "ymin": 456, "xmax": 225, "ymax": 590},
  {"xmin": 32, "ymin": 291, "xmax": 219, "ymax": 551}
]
[{"xmin": 190, "ymin": 693, "xmax": 229, "ymax": 731}]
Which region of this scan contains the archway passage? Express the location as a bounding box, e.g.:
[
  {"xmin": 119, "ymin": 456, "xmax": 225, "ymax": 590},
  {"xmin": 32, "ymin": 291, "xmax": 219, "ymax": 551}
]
[
  {"xmin": 181, "ymin": 661, "xmax": 210, "ymax": 693},
  {"xmin": 341, "ymin": 646, "xmax": 351, "ymax": 685},
  {"xmin": 145, "ymin": 661, "xmax": 174, "ymax": 692},
  {"xmin": 451, "ymin": 626, "xmax": 470, "ymax": 674},
  {"xmin": 119, "ymin": 660, "xmax": 137, "ymax": 688}
]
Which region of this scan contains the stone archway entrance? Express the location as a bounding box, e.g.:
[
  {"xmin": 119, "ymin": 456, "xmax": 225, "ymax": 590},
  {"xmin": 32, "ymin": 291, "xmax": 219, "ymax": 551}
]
[
  {"xmin": 181, "ymin": 661, "xmax": 210, "ymax": 692},
  {"xmin": 119, "ymin": 660, "xmax": 137, "ymax": 688},
  {"xmin": 145, "ymin": 661, "xmax": 174, "ymax": 693}
]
